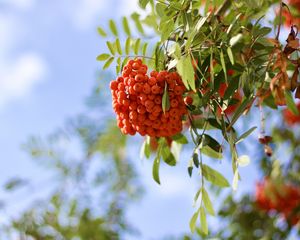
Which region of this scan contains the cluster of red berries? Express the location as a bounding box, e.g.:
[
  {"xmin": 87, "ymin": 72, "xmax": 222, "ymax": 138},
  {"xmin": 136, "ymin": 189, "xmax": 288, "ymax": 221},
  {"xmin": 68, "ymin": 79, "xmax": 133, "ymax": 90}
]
[
  {"xmin": 283, "ymin": 102, "xmax": 300, "ymax": 126},
  {"xmin": 110, "ymin": 59, "xmax": 187, "ymax": 137},
  {"xmin": 255, "ymin": 178, "xmax": 300, "ymax": 225}
]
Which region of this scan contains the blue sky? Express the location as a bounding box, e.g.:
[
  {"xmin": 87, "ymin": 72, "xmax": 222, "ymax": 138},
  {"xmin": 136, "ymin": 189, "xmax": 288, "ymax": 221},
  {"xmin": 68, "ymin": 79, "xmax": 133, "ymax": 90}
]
[{"xmin": 0, "ymin": 1, "xmax": 273, "ymax": 239}]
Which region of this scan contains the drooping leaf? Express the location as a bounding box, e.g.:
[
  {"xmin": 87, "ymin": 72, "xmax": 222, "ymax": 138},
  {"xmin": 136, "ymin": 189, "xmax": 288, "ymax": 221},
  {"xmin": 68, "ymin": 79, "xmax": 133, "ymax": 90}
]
[
  {"xmin": 202, "ymin": 188, "xmax": 215, "ymax": 216},
  {"xmin": 161, "ymin": 144, "xmax": 176, "ymax": 166},
  {"xmin": 188, "ymin": 159, "xmax": 193, "ymax": 177},
  {"xmin": 202, "ymin": 164, "xmax": 230, "ymax": 187},
  {"xmin": 189, "ymin": 210, "xmax": 199, "ymax": 233},
  {"xmin": 200, "ymin": 207, "xmax": 208, "ymax": 235},
  {"xmin": 152, "ymin": 155, "xmax": 161, "ymax": 184},
  {"xmin": 192, "ymin": 152, "xmax": 199, "ymax": 168}
]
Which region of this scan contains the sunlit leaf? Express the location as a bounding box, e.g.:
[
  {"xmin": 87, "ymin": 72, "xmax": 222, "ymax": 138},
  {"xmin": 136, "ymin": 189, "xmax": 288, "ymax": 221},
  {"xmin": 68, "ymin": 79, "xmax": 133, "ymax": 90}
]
[
  {"xmin": 97, "ymin": 27, "xmax": 107, "ymax": 37},
  {"xmin": 200, "ymin": 207, "xmax": 208, "ymax": 235},
  {"xmin": 115, "ymin": 38, "xmax": 122, "ymax": 55},
  {"xmin": 109, "ymin": 19, "xmax": 118, "ymax": 36},
  {"xmin": 202, "ymin": 164, "xmax": 230, "ymax": 187},
  {"xmin": 177, "ymin": 55, "xmax": 195, "ymax": 91},
  {"xmin": 96, "ymin": 53, "xmax": 110, "ymax": 61},
  {"xmin": 106, "ymin": 41, "xmax": 116, "ymax": 55},
  {"xmin": 202, "ymin": 188, "xmax": 215, "ymax": 216},
  {"xmin": 103, "ymin": 57, "xmax": 114, "ymax": 70},
  {"xmin": 235, "ymin": 127, "xmax": 257, "ymax": 144},
  {"xmin": 152, "ymin": 155, "xmax": 161, "ymax": 184},
  {"xmin": 122, "ymin": 17, "xmax": 131, "ymax": 36},
  {"xmin": 189, "ymin": 210, "xmax": 199, "ymax": 233}
]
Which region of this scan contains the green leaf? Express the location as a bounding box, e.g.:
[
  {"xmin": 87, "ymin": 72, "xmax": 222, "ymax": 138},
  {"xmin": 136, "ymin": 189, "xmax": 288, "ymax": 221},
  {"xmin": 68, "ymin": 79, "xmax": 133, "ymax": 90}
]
[
  {"xmin": 161, "ymin": 144, "xmax": 176, "ymax": 166},
  {"xmin": 201, "ymin": 145, "xmax": 222, "ymax": 159},
  {"xmin": 237, "ymin": 155, "xmax": 250, "ymax": 167},
  {"xmin": 285, "ymin": 90, "xmax": 299, "ymax": 115},
  {"xmin": 201, "ymin": 134, "xmax": 222, "ymax": 153},
  {"xmin": 220, "ymin": 50, "xmax": 227, "ymax": 84},
  {"xmin": 232, "ymin": 170, "xmax": 239, "ymax": 191},
  {"xmin": 162, "ymin": 83, "xmax": 170, "ymax": 113},
  {"xmin": 116, "ymin": 57, "xmax": 121, "ymax": 74},
  {"xmin": 115, "ymin": 38, "xmax": 122, "ymax": 55},
  {"xmin": 97, "ymin": 27, "xmax": 107, "ymax": 37},
  {"xmin": 106, "ymin": 41, "xmax": 116, "ymax": 55},
  {"xmin": 177, "ymin": 55, "xmax": 195, "ymax": 91},
  {"xmin": 202, "ymin": 164, "xmax": 230, "ymax": 187},
  {"xmin": 155, "ymin": 3, "xmax": 165, "ymax": 17},
  {"xmin": 160, "ymin": 20, "xmax": 174, "ymax": 42},
  {"xmin": 103, "ymin": 57, "xmax": 114, "ymax": 70},
  {"xmin": 192, "ymin": 152, "xmax": 199, "ymax": 168},
  {"xmin": 134, "ymin": 38, "xmax": 141, "ymax": 55},
  {"xmin": 109, "ymin": 19, "xmax": 118, "ymax": 36},
  {"xmin": 96, "ymin": 53, "xmax": 110, "ymax": 61},
  {"xmin": 139, "ymin": 0, "xmax": 150, "ymax": 9},
  {"xmin": 131, "ymin": 13, "xmax": 144, "ymax": 34},
  {"xmin": 200, "ymin": 207, "xmax": 208, "ymax": 235},
  {"xmin": 229, "ymin": 96, "xmax": 254, "ymax": 130},
  {"xmin": 188, "ymin": 160, "xmax": 193, "ymax": 177},
  {"xmin": 142, "ymin": 42, "xmax": 148, "ymax": 56},
  {"xmin": 122, "ymin": 17, "xmax": 131, "ymax": 36},
  {"xmin": 125, "ymin": 38, "xmax": 131, "ymax": 55},
  {"xmin": 144, "ymin": 137, "xmax": 151, "ymax": 158},
  {"xmin": 190, "ymin": 211, "xmax": 199, "ymax": 233},
  {"xmin": 202, "ymin": 188, "xmax": 215, "ymax": 216},
  {"xmin": 172, "ymin": 133, "xmax": 188, "ymax": 144},
  {"xmin": 227, "ymin": 47, "xmax": 234, "ymax": 65},
  {"xmin": 152, "ymin": 155, "xmax": 161, "ymax": 184},
  {"xmin": 235, "ymin": 127, "xmax": 257, "ymax": 144}
]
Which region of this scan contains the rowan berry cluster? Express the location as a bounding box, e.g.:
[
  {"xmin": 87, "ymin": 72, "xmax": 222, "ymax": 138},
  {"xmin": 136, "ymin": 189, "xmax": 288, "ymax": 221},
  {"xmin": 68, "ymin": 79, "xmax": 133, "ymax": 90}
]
[
  {"xmin": 110, "ymin": 59, "xmax": 187, "ymax": 137},
  {"xmin": 255, "ymin": 178, "xmax": 300, "ymax": 225},
  {"xmin": 283, "ymin": 102, "xmax": 300, "ymax": 126}
]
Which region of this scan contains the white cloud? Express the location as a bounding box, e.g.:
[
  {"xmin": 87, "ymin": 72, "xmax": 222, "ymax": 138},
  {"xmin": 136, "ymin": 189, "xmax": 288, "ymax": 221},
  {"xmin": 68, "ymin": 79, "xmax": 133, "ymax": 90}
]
[
  {"xmin": 0, "ymin": 9, "xmax": 47, "ymax": 108},
  {"xmin": 0, "ymin": 53, "xmax": 47, "ymax": 107},
  {"xmin": 69, "ymin": 0, "xmax": 109, "ymax": 30}
]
